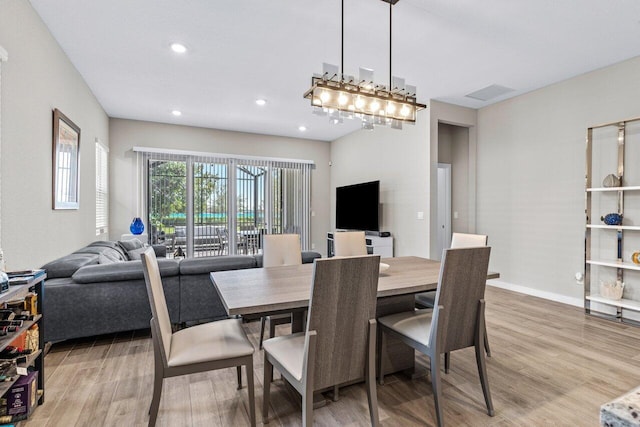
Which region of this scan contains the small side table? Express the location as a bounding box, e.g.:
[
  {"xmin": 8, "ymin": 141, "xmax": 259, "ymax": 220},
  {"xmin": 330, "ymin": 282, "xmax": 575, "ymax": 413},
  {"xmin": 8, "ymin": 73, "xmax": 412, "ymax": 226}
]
[{"xmin": 120, "ymin": 233, "xmax": 148, "ymax": 244}]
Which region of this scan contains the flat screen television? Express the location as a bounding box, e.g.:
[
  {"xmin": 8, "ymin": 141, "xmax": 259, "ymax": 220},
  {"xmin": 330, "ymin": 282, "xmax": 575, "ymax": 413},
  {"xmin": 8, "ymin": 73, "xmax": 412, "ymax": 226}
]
[{"xmin": 336, "ymin": 180, "xmax": 380, "ymax": 231}]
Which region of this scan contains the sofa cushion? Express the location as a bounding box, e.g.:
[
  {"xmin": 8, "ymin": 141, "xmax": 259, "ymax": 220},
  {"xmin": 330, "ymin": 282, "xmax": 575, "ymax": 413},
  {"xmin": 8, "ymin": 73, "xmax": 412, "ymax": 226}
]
[
  {"xmin": 41, "ymin": 253, "xmax": 100, "ymax": 279},
  {"xmin": 72, "ymin": 258, "xmax": 180, "ymax": 284},
  {"xmin": 179, "ymin": 256, "xmax": 257, "ymax": 275},
  {"xmin": 75, "ymin": 246, "xmax": 127, "ymax": 262},
  {"xmin": 118, "ymin": 239, "xmax": 145, "ymax": 251},
  {"xmin": 126, "ymin": 247, "xmax": 147, "ymax": 260},
  {"xmin": 86, "ymin": 240, "xmax": 129, "ymax": 260}
]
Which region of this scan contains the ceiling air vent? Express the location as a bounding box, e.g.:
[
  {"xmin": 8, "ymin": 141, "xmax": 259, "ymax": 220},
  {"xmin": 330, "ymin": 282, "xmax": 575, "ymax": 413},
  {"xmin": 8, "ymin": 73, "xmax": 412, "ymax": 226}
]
[{"xmin": 465, "ymin": 84, "xmax": 514, "ymax": 102}]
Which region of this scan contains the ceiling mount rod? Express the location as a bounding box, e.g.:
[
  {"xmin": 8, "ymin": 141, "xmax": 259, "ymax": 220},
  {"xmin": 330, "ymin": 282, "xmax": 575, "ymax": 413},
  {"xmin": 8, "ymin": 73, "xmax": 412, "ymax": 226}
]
[
  {"xmin": 389, "ymin": 0, "xmax": 392, "ymax": 90},
  {"xmin": 341, "ymin": 0, "xmax": 344, "ymax": 78}
]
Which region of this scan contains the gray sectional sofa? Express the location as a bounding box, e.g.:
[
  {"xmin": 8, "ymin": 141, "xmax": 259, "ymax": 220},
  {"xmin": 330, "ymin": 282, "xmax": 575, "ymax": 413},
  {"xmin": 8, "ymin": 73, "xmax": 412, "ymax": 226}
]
[{"xmin": 41, "ymin": 240, "xmax": 321, "ymax": 342}]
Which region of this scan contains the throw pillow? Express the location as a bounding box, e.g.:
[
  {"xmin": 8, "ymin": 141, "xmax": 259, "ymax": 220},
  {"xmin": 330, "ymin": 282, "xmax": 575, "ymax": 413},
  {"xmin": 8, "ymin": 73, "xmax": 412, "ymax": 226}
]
[
  {"xmin": 126, "ymin": 247, "xmax": 147, "ymax": 260},
  {"xmin": 118, "ymin": 238, "xmax": 144, "ymax": 252}
]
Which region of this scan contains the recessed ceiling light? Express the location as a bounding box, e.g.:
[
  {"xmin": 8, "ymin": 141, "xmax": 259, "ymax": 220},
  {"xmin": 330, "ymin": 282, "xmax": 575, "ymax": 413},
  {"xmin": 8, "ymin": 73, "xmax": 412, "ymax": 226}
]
[
  {"xmin": 171, "ymin": 110, "xmax": 182, "ymax": 116},
  {"xmin": 255, "ymin": 99, "xmax": 267, "ymax": 106},
  {"xmin": 298, "ymin": 126, "xmax": 307, "ymax": 132},
  {"xmin": 170, "ymin": 43, "xmax": 187, "ymax": 54}
]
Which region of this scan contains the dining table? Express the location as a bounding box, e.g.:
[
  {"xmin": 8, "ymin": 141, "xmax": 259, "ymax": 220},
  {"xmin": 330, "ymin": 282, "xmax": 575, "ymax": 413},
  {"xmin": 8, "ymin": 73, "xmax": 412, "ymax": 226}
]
[{"xmin": 210, "ymin": 255, "xmax": 500, "ymax": 376}]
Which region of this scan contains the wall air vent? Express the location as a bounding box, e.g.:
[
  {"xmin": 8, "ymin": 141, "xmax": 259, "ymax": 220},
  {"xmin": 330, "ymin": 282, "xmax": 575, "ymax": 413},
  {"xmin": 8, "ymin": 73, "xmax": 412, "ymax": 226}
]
[{"xmin": 465, "ymin": 84, "xmax": 514, "ymax": 102}]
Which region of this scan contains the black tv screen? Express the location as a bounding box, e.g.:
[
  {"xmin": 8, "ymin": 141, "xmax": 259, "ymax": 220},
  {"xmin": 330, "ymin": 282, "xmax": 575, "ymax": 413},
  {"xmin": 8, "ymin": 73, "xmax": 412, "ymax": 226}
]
[{"xmin": 336, "ymin": 180, "xmax": 380, "ymax": 231}]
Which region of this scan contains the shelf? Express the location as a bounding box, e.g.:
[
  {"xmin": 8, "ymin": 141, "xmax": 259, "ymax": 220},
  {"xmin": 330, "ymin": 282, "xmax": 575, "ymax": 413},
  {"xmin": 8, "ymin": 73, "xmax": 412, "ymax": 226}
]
[
  {"xmin": 0, "ymin": 349, "xmax": 42, "ymax": 397},
  {"xmin": 0, "ymin": 283, "xmax": 36, "ymax": 303},
  {"xmin": 587, "ymin": 259, "xmax": 640, "ymax": 271},
  {"xmin": 586, "ymin": 294, "xmax": 640, "ymax": 311},
  {"xmin": 586, "ymin": 224, "xmax": 640, "ymax": 231},
  {"xmin": 0, "ymin": 315, "xmax": 42, "ymax": 353},
  {"xmin": 587, "ymin": 186, "xmax": 640, "ymax": 192}
]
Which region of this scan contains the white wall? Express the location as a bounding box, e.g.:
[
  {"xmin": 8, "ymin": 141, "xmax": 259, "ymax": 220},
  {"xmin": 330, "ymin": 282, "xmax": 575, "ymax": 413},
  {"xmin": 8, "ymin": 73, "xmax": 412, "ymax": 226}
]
[
  {"xmin": 0, "ymin": 0, "xmax": 109, "ymax": 269},
  {"xmin": 109, "ymin": 119, "xmax": 331, "ymax": 254},
  {"xmin": 330, "ymin": 110, "xmax": 430, "ymax": 257},
  {"xmin": 477, "ymin": 55, "xmax": 640, "ymax": 305}
]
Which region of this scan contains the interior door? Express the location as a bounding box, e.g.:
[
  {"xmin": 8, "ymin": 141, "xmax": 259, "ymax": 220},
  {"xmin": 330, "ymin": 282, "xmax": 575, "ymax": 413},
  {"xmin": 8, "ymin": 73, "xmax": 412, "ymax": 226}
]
[{"xmin": 436, "ymin": 163, "xmax": 452, "ymax": 260}]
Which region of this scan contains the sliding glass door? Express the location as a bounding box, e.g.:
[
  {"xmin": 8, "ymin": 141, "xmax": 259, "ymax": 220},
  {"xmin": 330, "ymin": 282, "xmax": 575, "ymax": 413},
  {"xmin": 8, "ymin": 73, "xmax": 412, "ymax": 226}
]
[{"xmin": 142, "ymin": 150, "xmax": 313, "ymax": 258}]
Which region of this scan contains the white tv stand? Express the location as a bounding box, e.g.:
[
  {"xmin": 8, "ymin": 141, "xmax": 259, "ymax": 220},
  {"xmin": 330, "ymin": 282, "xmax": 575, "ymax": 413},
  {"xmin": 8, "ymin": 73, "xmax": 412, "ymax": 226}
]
[{"xmin": 327, "ymin": 232, "xmax": 393, "ymax": 258}]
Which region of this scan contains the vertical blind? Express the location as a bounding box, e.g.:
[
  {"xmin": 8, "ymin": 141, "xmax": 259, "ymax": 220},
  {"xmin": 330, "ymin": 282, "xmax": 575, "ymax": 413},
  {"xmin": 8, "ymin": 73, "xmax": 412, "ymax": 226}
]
[
  {"xmin": 135, "ymin": 147, "xmax": 314, "ymax": 257},
  {"xmin": 95, "ymin": 141, "xmax": 109, "ymax": 235}
]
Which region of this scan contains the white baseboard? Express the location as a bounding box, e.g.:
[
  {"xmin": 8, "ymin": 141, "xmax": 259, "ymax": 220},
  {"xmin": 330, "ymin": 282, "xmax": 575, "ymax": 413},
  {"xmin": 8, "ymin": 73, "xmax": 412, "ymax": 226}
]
[{"xmin": 487, "ymin": 279, "xmax": 583, "ymax": 308}]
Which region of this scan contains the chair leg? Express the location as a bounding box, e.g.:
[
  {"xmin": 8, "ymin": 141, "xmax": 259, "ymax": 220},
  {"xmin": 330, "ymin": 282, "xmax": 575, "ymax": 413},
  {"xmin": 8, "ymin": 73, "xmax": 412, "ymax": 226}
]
[
  {"xmin": 430, "ymin": 354, "xmax": 444, "ymax": 427},
  {"xmin": 259, "ymin": 317, "xmax": 266, "ymax": 349},
  {"xmin": 269, "ymin": 318, "xmax": 276, "ymax": 341},
  {"xmin": 444, "ymin": 352, "xmax": 451, "ymax": 374},
  {"xmin": 332, "ymin": 385, "xmax": 339, "ymax": 402},
  {"xmin": 367, "ymin": 320, "xmax": 380, "ymax": 427},
  {"xmin": 246, "ymin": 361, "xmax": 256, "ymax": 427},
  {"xmin": 302, "ymin": 388, "xmax": 314, "ymax": 427},
  {"xmin": 484, "ymin": 322, "xmax": 492, "ymax": 357},
  {"xmin": 378, "ymin": 329, "xmax": 386, "ymax": 386},
  {"xmin": 148, "ymin": 370, "xmax": 163, "ymax": 427},
  {"xmin": 237, "ymin": 365, "xmax": 242, "ymax": 390},
  {"xmin": 262, "ymin": 357, "xmax": 273, "ymax": 424},
  {"xmin": 475, "ymin": 342, "xmax": 495, "ymax": 416}
]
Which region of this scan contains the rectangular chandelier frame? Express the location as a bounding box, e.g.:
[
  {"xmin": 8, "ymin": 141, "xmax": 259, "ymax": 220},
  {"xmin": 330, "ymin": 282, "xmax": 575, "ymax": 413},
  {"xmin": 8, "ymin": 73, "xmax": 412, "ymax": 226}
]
[{"xmin": 303, "ymin": 75, "xmax": 426, "ymax": 124}]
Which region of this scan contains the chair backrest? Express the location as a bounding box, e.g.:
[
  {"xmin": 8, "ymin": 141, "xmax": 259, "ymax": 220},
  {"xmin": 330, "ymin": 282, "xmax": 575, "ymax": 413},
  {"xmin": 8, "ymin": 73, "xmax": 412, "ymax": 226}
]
[
  {"xmin": 262, "ymin": 234, "xmax": 302, "ymax": 267},
  {"xmin": 140, "ymin": 247, "xmax": 172, "ymax": 363},
  {"xmin": 333, "ymin": 231, "xmax": 367, "ymax": 256},
  {"xmin": 432, "ymin": 246, "xmax": 491, "ymax": 353},
  {"xmin": 304, "ymin": 255, "xmax": 380, "ymax": 390},
  {"xmin": 450, "ymin": 232, "xmax": 487, "ymax": 248}
]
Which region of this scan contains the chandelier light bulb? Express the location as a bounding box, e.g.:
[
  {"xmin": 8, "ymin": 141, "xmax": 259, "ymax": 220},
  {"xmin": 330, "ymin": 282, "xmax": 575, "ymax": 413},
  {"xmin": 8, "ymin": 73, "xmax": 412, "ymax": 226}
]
[
  {"xmin": 386, "ymin": 102, "xmax": 396, "ymax": 114},
  {"xmin": 370, "ymin": 100, "xmax": 380, "ymax": 112},
  {"xmin": 355, "ymin": 97, "xmax": 365, "ymax": 109},
  {"xmin": 320, "ymin": 91, "xmax": 331, "ymax": 103},
  {"xmin": 400, "ymin": 105, "xmax": 411, "ymax": 117},
  {"xmin": 338, "ymin": 93, "xmax": 349, "ymax": 106}
]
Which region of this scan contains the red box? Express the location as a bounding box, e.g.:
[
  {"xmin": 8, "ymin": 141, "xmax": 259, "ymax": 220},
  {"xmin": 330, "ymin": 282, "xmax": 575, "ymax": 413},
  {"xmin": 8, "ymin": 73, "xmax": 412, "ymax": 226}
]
[{"xmin": 6, "ymin": 370, "xmax": 37, "ymax": 416}]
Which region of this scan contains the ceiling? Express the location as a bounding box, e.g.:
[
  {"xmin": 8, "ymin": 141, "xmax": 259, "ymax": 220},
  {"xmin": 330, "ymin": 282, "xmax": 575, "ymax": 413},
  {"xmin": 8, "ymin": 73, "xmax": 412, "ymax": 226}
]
[{"xmin": 29, "ymin": 0, "xmax": 640, "ymax": 142}]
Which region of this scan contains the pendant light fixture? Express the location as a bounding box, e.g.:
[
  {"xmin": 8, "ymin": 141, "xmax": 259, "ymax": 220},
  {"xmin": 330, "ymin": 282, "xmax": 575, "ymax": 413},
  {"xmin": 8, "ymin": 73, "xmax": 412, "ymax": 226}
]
[{"xmin": 303, "ymin": 0, "xmax": 426, "ymax": 130}]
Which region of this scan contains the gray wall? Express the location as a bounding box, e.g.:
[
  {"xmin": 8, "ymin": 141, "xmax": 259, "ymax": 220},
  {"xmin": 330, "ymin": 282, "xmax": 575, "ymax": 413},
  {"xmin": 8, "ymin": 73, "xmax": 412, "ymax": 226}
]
[
  {"xmin": 109, "ymin": 119, "xmax": 331, "ymax": 255},
  {"xmin": 330, "ymin": 110, "xmax": 430, "ymax": 257},
  {"xmin": 0, "ymin": 0, "xmax": 109, "ymax": 269},
  {"xmin": 477, "ymin": 55, "xmax": 640, "ymax": 305}
]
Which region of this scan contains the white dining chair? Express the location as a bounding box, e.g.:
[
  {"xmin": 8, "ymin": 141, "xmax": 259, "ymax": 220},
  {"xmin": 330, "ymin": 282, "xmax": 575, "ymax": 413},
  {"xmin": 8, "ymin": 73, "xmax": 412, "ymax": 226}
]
[
  {"xmin": 259, "ymin": 234, "xmax": 302, "ymax": 349},
  {"xmin": 333, "ymin": 231, "xmax": 367, "ymax": 256},
  {"xmin": 140, "ymin": 248, "xmax": 256, "ymax": 426}
]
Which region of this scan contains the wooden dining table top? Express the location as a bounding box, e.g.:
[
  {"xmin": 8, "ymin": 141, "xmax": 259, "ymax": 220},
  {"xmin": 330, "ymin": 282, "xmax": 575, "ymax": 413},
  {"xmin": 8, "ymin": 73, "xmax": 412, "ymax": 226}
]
[{"xmin": 210, "ymin": 256, "xmax": 500, "ymax": 317}]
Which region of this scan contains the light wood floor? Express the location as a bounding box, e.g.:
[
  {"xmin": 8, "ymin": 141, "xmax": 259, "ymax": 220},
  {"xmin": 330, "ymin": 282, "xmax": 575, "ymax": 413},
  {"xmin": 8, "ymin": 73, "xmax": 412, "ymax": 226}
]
[{"xmin": 23, "ymin": 287, "xmax": 640, "ymax": 426}]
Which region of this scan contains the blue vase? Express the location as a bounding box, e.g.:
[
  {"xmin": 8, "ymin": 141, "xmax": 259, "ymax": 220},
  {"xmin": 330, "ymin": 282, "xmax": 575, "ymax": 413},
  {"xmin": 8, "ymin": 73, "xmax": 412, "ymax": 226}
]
[
  {"xmin": 130, "ymin": 217, "xmax": 145, "ymax": 235},
  {"xmin": 601, "ymin": 213, "xmax": 623, "ymax": 226}
]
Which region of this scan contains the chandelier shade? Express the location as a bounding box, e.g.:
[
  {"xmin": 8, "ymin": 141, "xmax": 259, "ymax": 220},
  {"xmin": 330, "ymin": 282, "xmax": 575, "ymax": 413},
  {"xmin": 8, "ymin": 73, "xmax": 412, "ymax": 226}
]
[{"xmin": 303, "ymin": 0, "xmax": 426, "ymax": 130}]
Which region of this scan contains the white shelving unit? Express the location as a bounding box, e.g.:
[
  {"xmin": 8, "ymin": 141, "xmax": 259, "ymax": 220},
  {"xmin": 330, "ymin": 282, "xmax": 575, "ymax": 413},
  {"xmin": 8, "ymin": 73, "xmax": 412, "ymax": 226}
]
[{"xmin": 584, "ymin": 117, "xmax": 640, "ymax": 325}]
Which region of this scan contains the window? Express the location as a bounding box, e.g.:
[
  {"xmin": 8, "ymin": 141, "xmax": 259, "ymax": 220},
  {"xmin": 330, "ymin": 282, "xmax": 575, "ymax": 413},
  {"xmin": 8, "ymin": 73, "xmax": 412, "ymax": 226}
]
[
  {"xmin": 137, "ymin": 148, "xmax": 313, "ymax": 258},
  {"xmin": 96, "ymin": 141, "xmax": 109, "ymax": 235}
]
